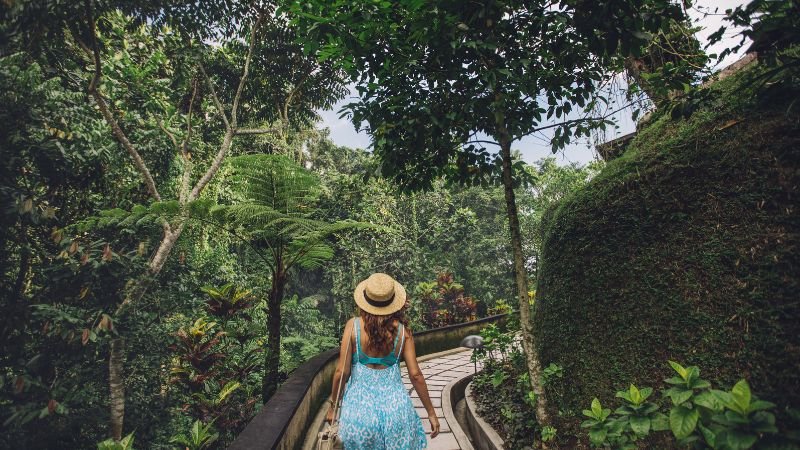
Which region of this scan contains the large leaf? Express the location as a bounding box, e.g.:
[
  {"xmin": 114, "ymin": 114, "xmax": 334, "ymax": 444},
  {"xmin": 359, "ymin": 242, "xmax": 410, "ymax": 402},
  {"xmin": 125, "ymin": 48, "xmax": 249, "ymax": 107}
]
[
  {"xmin": 669, "ymin": 360, "xmax": 689, "ymax": 380},
  {"xmin": 630, "ymin": 415, "xmax": 651, "ymax": 436},
  {"xmin": 664, "ymin": 386, "xmax": 693, "ymax": 406},
  {"xmin": 588, "ymin": 427, "xmax": 608, "ymax": 446},
  {"xmin": 670, "ymin": 405, "xmax": 700, "ymax": 439},
  {"xmin": 695, "ymin": 391, "xmax": 724, "ymax": 412}
]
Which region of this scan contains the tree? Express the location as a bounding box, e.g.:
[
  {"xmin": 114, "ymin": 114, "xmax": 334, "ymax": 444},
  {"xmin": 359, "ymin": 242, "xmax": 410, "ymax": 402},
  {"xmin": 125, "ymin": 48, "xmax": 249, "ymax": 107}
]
[
  {"xmin": 286, "ymin": 0, "xmax": 687, "ymax": 436},
  {"xmin": 1, "ymin": 1, "xmax": 348, "ymax": 439},
  {"xmin": 74, "ymin": 10, "xmax": 265, "ymax": 440},
  {"xmin": 216, "ymin": 154, "xmax": 372, "ymax": 401}
]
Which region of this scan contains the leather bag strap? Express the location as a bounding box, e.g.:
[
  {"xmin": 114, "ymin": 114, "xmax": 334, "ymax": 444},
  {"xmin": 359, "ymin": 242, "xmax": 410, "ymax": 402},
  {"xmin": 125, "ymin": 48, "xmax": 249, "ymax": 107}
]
[{"xmin": 330, "ymin": 320, "xmax": 353, "ymax": 424}]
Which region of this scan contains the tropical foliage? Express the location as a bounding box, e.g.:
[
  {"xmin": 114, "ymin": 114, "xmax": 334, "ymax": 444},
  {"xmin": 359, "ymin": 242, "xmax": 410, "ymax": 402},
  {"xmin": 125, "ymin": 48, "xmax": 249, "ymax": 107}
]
[
  {"xmin": 1, "ymin": 0, "xmax": 797, "ymax": 449},
  {"xmin": 582, "ymin": 361, "xmax": 799, "ymax": 450},
  {"xmin": 412, "ymin": 271, "xmax": 478, "ymax": 329}
]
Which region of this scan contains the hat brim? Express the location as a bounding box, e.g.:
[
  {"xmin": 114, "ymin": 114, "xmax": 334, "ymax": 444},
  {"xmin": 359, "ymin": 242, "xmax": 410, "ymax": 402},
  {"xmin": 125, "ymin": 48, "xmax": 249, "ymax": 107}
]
[{"xmin": 353, "ymin": 278, "xmax": 407, "ymax": 316}]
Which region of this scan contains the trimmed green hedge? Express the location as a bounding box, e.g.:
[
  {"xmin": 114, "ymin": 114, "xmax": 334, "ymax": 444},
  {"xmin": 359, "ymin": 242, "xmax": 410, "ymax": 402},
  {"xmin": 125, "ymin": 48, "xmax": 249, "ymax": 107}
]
[{"xmin": 534, "ymin": 66, "xmax": 800, "ymax": 448}]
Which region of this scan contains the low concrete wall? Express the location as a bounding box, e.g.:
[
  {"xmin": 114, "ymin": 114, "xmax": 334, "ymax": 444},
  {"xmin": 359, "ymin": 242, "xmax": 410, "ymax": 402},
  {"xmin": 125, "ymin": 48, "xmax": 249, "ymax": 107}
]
[
  {"xmin": 442, "ymin": 373, "xmax": 475, "ymax": 450},
  {"xmin": 229, "ymin": 314, "xmax": 507, "ymax": 450},
  {"xmin": 464, "ymin": 381, "xmax": 505, "ymax": 450}
]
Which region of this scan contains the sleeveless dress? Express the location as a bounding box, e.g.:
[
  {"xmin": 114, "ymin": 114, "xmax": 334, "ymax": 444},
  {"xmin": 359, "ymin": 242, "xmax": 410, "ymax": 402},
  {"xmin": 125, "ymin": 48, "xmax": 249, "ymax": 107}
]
[{"xmin": 339, "ymin": 318, "xmax": 427, "ymax": 449}]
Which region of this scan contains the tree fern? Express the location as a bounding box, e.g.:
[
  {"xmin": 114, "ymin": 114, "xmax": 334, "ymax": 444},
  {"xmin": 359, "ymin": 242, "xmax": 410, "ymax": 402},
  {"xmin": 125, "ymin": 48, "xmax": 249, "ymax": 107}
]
[{"xmin": 217, "ymin": 154, "xmax": 380, "ymax": 401}]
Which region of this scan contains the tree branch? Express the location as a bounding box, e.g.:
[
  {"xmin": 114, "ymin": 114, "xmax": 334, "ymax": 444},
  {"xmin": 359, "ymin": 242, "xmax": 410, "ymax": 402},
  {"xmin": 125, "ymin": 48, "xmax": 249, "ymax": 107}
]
[
  {"xmin": 515, "ymin": 99, "xmax": 643, "ymax": 141},
  {"xmin": 231, "ymin": 14, "xmax": 265, "ymax": 128},
  {"xmin": 189, "ymin": 15, "xmax": 264, "ymax": 201},
  {"xmin": 156, "ymin": 118, "xmax": 179, "ymax": 150},
  {"xmin": 199, "ymin": 64, "xmax": 231, "ymax": 131},
  {"xmin": 178, "ymin": 78, "xmax": 198, "ymax": 203},
  {"xmin": 235, "ymin": 127, "xmax": 281, "ymax": 135},
  {"xmin": 282, "ymin": 67, "xmax": 314, "ymax": 123},
  {"xmin": 83, "ymin": 0, "xmax": 161, "ymax": 201},
  {"xmin": 466, "ymin": 140, "xmax": 501, "ymax": 147}
]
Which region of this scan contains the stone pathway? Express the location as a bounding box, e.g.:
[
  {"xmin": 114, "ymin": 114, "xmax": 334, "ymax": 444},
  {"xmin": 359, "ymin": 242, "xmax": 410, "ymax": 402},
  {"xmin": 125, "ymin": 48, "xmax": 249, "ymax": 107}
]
[{"xmin": 402, "ymin": 349, "xmax": 483, "ymax": 450}]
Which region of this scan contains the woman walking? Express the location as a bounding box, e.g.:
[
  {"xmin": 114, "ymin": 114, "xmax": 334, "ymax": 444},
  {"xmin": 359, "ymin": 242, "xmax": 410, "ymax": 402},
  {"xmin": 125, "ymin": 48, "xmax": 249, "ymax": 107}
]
[{"xmin": 326, "ymin": 273, "xmax": 439, "ymax": 449}]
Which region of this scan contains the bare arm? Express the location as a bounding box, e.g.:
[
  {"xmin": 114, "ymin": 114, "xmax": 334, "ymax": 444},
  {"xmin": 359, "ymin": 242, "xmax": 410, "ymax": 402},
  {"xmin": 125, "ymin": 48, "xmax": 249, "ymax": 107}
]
[
  {"xmin": 402, "ymin": 328, "xmax": 440, "ymax": 438},
  {"xmin": 327, "ymin": 318, "xmax": 354, "ymax": 421}
]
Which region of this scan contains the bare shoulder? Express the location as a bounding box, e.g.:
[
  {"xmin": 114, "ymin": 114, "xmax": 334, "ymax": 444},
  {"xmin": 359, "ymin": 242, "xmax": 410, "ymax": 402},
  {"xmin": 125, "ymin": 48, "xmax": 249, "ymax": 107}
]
[{"xmin": 343, "ymin": 317, "xmax": 356, "ymax": 335}]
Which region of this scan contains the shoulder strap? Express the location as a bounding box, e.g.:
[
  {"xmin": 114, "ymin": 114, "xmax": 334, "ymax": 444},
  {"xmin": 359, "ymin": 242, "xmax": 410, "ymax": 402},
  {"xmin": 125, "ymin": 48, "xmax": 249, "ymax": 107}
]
[
  {"xmin": 396, "ymin": 324, "xmax": 406, "ymax": 357},
  {"xmin": 391, "ymin": 322, "xmax": 402, "ymax": 352},
  {"xmin": 354, "ymin": 318, "xmax": 362, "ymax": 355}
]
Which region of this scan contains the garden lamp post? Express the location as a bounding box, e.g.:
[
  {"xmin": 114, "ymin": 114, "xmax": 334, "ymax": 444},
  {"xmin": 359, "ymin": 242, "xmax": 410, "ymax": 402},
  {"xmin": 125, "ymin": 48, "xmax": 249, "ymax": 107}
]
[{"xmin": 460, "ymin": 335, "xmax": 484, "ymax": 374}]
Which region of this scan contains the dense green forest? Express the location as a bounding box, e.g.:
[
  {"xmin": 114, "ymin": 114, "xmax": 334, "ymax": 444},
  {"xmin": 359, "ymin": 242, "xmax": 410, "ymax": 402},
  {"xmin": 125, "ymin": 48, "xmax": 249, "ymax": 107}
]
[{"xmin": 2, "ymin": 0, "xmax": 798, "ymax": 449}]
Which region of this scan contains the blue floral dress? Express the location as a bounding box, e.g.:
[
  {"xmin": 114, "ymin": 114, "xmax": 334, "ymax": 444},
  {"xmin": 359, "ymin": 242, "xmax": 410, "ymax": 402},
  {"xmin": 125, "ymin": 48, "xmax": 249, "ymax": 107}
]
[{"xmin": 339, "ymin": 318, "xmax": 427, "ymax": 449}]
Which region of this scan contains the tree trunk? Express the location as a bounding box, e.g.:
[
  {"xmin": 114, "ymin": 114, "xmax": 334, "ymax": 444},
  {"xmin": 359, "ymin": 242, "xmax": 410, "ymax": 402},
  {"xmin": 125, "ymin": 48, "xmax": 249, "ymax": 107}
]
[
  {"xmin": 109, "ymin": 337, "xmax": 125, "ymax": 441},
  {"xmin": 498, "ymin": 132, "xmax": 551, "ymax": 439},
  {"xmin": 263, "ymin": 268, "xmax": 285, "ymax": 402},
  {"xmin": 13, "ymin": 224, "xmax": 31, "ymax": 303},
  {"xmin": 107, "ymin": 223, "xmax": 184, "ymax": 441},
  {"xmin": 114, "ymin": 224, "xmax": 185, "ymax": 317}
]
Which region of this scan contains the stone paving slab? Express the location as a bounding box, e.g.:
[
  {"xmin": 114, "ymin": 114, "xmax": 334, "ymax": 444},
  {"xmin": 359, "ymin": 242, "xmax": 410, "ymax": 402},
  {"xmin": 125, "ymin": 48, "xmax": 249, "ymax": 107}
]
[{"xmin": 399, "ymin": 349, "xmax": 481, "ymax": 449}]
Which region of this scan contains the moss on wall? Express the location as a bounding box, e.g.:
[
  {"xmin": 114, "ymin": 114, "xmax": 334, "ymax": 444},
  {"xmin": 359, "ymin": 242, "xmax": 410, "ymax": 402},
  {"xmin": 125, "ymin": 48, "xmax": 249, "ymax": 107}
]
[{"xmin": 534, "ymin": 66, "xmax": 800, "ymax": 446}]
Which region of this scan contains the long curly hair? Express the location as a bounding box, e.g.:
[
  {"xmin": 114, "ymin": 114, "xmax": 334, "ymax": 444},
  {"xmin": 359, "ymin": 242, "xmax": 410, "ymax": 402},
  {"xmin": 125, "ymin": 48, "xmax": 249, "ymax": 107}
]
[{"xmin": 358, "ymin": 307, "xmax": 410, "ymax": 355}]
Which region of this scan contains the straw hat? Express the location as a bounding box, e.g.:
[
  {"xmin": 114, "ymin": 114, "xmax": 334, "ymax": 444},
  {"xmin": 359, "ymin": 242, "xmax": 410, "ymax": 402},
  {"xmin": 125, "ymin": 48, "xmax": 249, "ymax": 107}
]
[{"xmin": 354, "ymin": 273, "xmax": 407, "ymax": 316}]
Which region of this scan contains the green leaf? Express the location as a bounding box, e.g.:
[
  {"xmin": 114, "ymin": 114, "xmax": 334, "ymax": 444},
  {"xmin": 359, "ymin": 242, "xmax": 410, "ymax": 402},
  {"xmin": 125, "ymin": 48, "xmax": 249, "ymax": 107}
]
[
  {"xmin": 664, "ymin": 387, "xmax": 693, "ymax": 405},
  {"xmin": 670, "ymin": 405, "xmax": 699, "ymax": 439},
  {"xmin": 698, "ymin": 422, "xmax": 716, "ymax": 447},
  {"xmin": 731, "ymin": 379, "xmax": 752, "ymax": 413},
  {"xmin": 694, "ymin": 391, "xmax": 724, "ymax": 411},
  {"xmin": 589, "ymin": 427, "xmax": 608, "ymax": 446},
  {"xmin": 669, "ymin": 360, "xmax": 689, "ymax": 380},
  {"xmin": 718, "ymin": 429, "xmax": 758, "ymax": 450},
  {"xmin": 748, "ymin": 399, "xmax": 776, "ymax": 412},
  {"xmin": 690, "ymin": 378, "xmax": 711, "ymax": 389},
  {"xmin": 591, "ymin": 398, "xmax": 602, "ymax": 418},
  {"xmin": 581, "ymin": 418, "xmax": 600, "ymax": 428},
  {"xmin": 630, "ymin": 384, "xmax": 642, "ymax": 404},
  {"xmin": 639, "ymin": 387, "xmax": 653, "ymax": 401},
  {"xmin": 630, "ymin": 416, "xmax": 651, "ymax": 436},
  {"xmin": 751, "ymin": 411, "xmax": 778, "ymax": 433},
  {"xmin": 490, "ymin": 370, "xmax": 506, "ymax": 388}
]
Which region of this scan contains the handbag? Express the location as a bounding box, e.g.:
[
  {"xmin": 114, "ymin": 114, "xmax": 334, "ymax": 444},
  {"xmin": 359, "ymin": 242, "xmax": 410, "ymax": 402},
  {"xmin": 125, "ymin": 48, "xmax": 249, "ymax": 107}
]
[{"xmin": 317, "ymin": 328, "xmax": 351, "ymax": 450}]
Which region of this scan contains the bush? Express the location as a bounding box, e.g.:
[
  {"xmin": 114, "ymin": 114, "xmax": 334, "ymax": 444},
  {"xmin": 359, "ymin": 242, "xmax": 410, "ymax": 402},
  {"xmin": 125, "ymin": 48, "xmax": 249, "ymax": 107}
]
[
  {"xmin": 412, "ymin": 271, "xmax": 477, "ymax": 329},
  {"xmin": 534, "ymin": 63, "xmax": 800, "ymax": 445}
]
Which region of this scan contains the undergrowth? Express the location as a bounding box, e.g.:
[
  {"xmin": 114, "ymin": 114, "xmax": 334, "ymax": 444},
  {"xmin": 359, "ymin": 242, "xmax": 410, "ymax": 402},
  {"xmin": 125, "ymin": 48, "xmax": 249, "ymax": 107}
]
[{"xmin": 472, "ymin": 351, "xmax": 539, "ymax": 449}]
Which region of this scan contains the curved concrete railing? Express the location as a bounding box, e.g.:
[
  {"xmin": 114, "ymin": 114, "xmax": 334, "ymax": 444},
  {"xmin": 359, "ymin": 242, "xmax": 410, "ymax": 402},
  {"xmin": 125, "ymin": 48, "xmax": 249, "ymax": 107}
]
[
  {"xmin": 464, "ymin": 381, "xmax": 506, "ymax": 450},
  {"xmin": 229, "ymin": 314, "xmax": 508, "ymax": 450}
]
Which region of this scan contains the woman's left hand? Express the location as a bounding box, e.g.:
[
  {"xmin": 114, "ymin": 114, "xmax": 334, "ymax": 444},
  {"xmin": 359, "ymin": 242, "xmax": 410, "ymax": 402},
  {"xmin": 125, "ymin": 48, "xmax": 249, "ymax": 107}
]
[{"xmin": 325, "ymin": 402, "xmax": 335, "ymax": 422}]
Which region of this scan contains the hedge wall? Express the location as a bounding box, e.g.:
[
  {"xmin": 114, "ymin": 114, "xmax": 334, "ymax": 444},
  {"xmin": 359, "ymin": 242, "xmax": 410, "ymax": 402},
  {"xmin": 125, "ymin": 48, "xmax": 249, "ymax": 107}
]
[{"xmin": 533, "ymin": 65, "xmax": 800, "ymax": 447}]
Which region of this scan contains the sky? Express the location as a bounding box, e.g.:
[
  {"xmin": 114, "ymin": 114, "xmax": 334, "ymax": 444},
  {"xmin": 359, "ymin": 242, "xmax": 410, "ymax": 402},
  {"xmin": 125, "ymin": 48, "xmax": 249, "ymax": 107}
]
[{"xmin": 317, "ymin": 0, "xmax": 750, "ymax": 166}]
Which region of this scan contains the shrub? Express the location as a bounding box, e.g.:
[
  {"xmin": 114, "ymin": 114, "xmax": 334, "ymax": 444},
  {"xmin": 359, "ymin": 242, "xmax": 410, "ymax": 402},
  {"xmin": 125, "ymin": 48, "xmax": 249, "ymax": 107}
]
[{"xmin": 413, "ymin": 271, "xmax": 477, "ymax": 328}]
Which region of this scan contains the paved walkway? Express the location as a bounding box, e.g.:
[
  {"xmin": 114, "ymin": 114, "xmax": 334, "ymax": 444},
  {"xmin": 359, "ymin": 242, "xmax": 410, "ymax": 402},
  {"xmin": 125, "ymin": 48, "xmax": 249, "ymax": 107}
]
[
  {"xmin": 303, "ymin": 348, "xmax": 482, "ymax": 450},
  {"xmin": 402, "ymin": 349, "xmax": 483, "ymax": 450}
]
